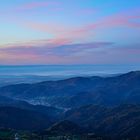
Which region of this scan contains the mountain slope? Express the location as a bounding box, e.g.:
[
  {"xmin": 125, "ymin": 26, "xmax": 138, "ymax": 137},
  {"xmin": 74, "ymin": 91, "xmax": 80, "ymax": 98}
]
[
  {"xmin": 0, "ymin": 106, "xmax": 52, "ymax": 130},
  {"xmin": 43, "ymin": 120, "xmax": 85, "ymax": 136},
  {"xmin": 0, "ymin": 95, "xmax": 63, "ymax": 119},
  {"xmin": 0, "ymin": 71, "xmax": 139, "ymax": 108},
  {"xmin": 64, "ymin": 104, "xmax": 140, "ymax": 139}
]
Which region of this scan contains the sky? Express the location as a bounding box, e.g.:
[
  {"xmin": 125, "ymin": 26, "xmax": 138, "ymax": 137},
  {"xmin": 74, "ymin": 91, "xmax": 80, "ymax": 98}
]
[{"xmin": 0, "ymin": 0, "xmax": 140, "ymax": 65}]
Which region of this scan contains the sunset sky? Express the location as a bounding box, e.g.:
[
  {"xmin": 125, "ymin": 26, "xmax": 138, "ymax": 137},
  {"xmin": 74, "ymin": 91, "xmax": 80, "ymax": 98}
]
[{"xmin": 0, "ymin": 0, "xmax": 140, "ymax": 65}]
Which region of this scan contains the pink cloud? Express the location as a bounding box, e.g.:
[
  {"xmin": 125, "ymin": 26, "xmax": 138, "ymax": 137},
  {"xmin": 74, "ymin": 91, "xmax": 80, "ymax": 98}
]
[
  {"xmin": 0, "ymin": 41, "xmax": 139, "ymax": 65},
  {"xmin": 101, "ymin": 15, "xmax": 140, "ymax": 28},
  {"xmin": 97, "ymin": 8, "xmax": 140, "ymax": 28},
  {"xmin": 0, "ymin": 41, "xmax": 113, "ymax": 64},
  {"xmin": 20, "ymin": 8, "xmax": 140, "ymax": 44},
  {"xmin": 83, "ymin": 8, "xmax": 140, "ymax": 30},
  {"xmin": 22, "ymin": 21, "xmax": 95, "ymax": 42},
  {"xmin": 19, "ymin": 1, "xmax": 60, "ymax": 10}
]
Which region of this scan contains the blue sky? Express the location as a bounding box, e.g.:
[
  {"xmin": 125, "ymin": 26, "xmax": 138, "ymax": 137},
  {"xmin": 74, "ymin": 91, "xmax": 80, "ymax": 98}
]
[{"xmin": 0, "ymin": 0, "xmax": 140, "ymax": 65}]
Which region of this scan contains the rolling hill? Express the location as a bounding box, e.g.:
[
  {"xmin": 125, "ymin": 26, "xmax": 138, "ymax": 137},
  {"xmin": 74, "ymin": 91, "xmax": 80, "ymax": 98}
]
[{"xmin": 0, "ymin": 71, "xmax": 139, "ymax": 108}]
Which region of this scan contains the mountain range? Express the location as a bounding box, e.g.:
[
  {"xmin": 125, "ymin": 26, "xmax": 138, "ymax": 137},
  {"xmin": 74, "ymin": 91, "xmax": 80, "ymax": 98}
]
[
  {"xmin": 0, "ymin": 71, "xmax": 139, "ymax": 108},
  {"xmin": 0, "ymin": 71, "xmax": 139, "ymax": 139}
]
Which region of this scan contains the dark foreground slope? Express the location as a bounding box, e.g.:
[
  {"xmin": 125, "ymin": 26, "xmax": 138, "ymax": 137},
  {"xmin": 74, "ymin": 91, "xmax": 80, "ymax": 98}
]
[
  {"xmin": 43, "ymin": 120, "xmax": 86, "ymax": 136},
  {"xmin": 64, "ymin": 104, "xmax": 140, "ymax": 139},
  {"xmin": 0, "ymin": 104, "xmax": 139, "ymax": 139},
  {"xmin": 0, "ymin": 106, "xmax": 52, "ymax": 130}
]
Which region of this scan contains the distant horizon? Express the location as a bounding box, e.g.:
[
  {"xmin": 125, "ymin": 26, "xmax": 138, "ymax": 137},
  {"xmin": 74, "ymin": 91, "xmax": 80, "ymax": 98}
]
[
  {"xmin": 0, "ymin": 65, "xmax": 139, "ymax": 77},
  {"xmin": 0, "ymin": 64, "xmax": 140, "ymax": 66}
]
